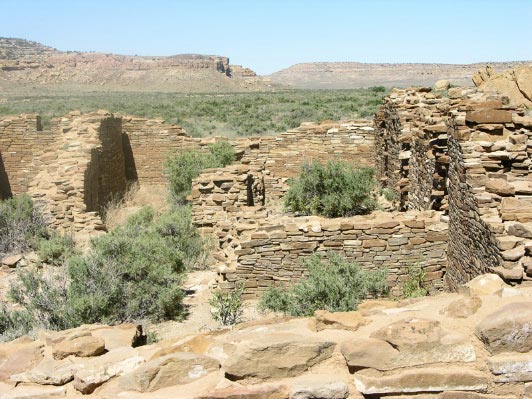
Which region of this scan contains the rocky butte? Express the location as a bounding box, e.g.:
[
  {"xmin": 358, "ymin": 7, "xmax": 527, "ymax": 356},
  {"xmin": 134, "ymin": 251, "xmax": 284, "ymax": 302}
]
[{"xmin": 1, "ymin": 61, "xmax": 532, "ymax": 397}]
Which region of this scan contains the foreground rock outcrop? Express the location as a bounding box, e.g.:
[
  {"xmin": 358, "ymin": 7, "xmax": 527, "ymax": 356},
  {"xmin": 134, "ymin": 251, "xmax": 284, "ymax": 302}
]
[{"xmin": 1, "ymin": 275, "xmax": 532, "ymax": 398}]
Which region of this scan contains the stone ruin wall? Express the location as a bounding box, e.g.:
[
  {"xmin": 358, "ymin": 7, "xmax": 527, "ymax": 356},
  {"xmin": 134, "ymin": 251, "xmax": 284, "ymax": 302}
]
[
  {"xmin": 446, "ymin": 95, "xmax": 532, "ymax": 288},
  {"xmin": 377, "ymin": 87, "xmax": 532, "ymax": 289},
  {"xmin": 0, "ymin": 114, "xmax": 52, "ymax": 198},
  {"xmin": 4, "ymin": 87, "xmax": 532, "ymax": 295},
  {"xmin": 191, "ymin": 122, "xmax": 378, "ymax": 272},
  {"xmin": 374, "ymin": 88, "xmax": 452, "ymax": 212},
  {"xmin": 227, "ymin": 211, "xmax": 447, "ymax": 298},
  {"xmin": 190, "ymin": 121, "xmax": 450, "ymax": 297}
]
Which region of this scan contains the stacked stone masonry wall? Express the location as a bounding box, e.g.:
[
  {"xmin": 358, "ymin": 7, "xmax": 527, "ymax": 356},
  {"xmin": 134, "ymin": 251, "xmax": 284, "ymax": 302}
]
[
  {"xmin": 0, "ymin": 114, "xmax": 53, "ymax": 196},
  {"xmin": 375, "ymin": 88, "xmax": 454, "ymax": 211},
  {"xmin": 190, "ymin": 121, "xmax": 377, "ymax": 271},
  {"xmin": 446, "ymin": 93, "xmax": 532, "ymax": 287},
  {"xmin": 223, "ymin": 211, "xmax": 448, "ymax": 298}
]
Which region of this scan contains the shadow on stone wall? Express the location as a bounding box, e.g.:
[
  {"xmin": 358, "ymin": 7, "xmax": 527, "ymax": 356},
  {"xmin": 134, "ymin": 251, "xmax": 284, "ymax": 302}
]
[
  {"xmin": 122, "ymin": 133, "xmax": 138, "ymax": 182},
  {"xmin": 0, "ymin": 154, "xmax": 12, "ymax": 200}
]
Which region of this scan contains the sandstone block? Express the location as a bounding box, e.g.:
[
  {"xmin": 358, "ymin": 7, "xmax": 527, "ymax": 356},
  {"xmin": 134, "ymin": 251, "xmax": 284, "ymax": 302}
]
[
  {"xmin": 11, "ymin": 358, "xmax": 79, "ymax": 386},
  {"xmin": 435, "ymin": 80, "xmax": 451, "ymax": 91},
  {"xmin": 370, "ymin": 318, "xmax": 442, "ymax": 350},
  {"xmin": 440, "ymin": 297, "xmax": 482, "ymax": 318},
  {"xmin": 309, "ymin": 310, "xmax": 367, "ymax": 332},
  {"xmin": 196, "ymin": 384, "xmax": 290, "ymax": 399},
  {"xmin": 291, "ymin": 378, "xmax": 349, "ymax": 399},
  {"xmin": 466, "ymin": 109, "xmax": 512, "ymax": 124},
  {"xmin": 224, "ymin": 334, "xmax": 334, "ymax": 382},
  {"xmin": 52, "ymin": 335, "xmax": 105, "ymax": 360},
  {"xmin": 485, "ymin": 179, "xmax": 515, "ymax": 196},
  {"xmin": 476, "ymin": 302, "xmax": 532, "ymax": 354},
  {"xmin": 488, "ymin": 353, "xmax": 532, "ymax": 382},
  {"xmin": 118, "ymin": 352, "xmax": 219, "ymax": 392},
  {"xmin": 465, "ymin": 274, "xmax": 508, "ymax": 296},
  {"xmin": 354, "ymin": 367, "xmax": 488, "ymax": 395}
]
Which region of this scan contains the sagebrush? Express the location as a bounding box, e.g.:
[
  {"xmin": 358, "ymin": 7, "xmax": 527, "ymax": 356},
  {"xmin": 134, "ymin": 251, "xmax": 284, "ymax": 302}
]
[
  {"xmin": 284, "ymin": 161, "xmax": 377, "ymax": 217},
  {"xmin": 0, "ymin": 194, "xmax": 47, "ymax": 255},
  {"xmin": 165, "ymin": 141, "xmax": 235, "ymax": 204},
  {"xmin": 3, "ymin": 205, "xmax": 205, "ymax": 338},
  {"xmin": 0, "ymin": 89, "xmax": 385, "ymax": 136},
  {"xmin": 260, "ymin": 252, "xmax": 389, "ymax": 316}
]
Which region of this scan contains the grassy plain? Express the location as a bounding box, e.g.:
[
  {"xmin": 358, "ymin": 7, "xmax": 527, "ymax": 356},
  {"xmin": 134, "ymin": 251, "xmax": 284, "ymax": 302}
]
[{"xmin": 0, "ymin": 88, "xmax": 385, "ymax": 137}]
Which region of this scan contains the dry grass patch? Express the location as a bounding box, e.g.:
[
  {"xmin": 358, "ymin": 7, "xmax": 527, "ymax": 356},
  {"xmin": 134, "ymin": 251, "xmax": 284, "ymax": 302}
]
[{"xmin": 103, "ymin": 183, "xmax": 169, "ymax": 230}]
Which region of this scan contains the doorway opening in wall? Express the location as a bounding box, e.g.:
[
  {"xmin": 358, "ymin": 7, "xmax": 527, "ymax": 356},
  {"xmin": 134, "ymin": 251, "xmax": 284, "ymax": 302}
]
[{"xmin": 246, "ymin": 175, "xmax": 254, "ymax": 206}]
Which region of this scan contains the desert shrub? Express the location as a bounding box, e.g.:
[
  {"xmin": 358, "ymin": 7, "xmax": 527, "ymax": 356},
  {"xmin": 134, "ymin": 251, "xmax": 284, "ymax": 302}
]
[
  {"xmin": 0, "ymin": 304, "xmax": 34, "ymax": 342},
  {"xmin": 380, "ymin": 188, "xmax": 398, "ymax": 203},
  {"xmin": 369, "ymin": 86, "xmax": 387, "ymax": 93},
  {"xmin": 210, "ymin": 282, "xmax": 245, "ymax": 326},
  {"xmin": 402, "ymin": 263, "xmax": 429, "ymax": 298},
  {"xmin": 37, "ymin": 233, "xmax": 76, "ymax": 265},
  {"xmin": 284, "ymin": 161, "xmax": 377, "ymax": 217},
  {"xmin": 6, "ymin": 206, "xmax": 205, "ymax": 332},
  {"xmin": 207, "ymin": 141, "xmax": 236, "ymax": 167},
  {"xmin": 164, "ymin": 141, "xmax": 235, "ymax": 204},
  {"xmin": 0, "ymin": 194, "xmax": 47, "ymax": 255},
  {"xmin": 260, "ymin": 252, "xmax": 389, "ymax": 316},
  {"xmin": 153, "ymin": 206, "xmax": 206, "ymax": 269}
]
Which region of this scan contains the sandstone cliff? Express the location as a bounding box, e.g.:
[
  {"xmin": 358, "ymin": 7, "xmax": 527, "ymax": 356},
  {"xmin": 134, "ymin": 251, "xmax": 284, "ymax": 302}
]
[{"xmin": 0, "ymin": 38, "xmax": 263, "ymax": 93}]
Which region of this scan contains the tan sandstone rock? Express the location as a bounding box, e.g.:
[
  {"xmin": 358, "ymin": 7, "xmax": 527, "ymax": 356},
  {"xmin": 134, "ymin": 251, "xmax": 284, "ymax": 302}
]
[
  {"xmin": 370, "ymin": 318, "xmax": 443, "ymax": 350},
  {"xmin": 196, "ymin": 384, "xmax": 290, "ymax": 399},
  {"xmin": 73, "ymin": 347, "xmax": 145, "ymax": 394},
  {"xmin": 1, "ymin": 385, "xmax": 67, "ymax": 399},
  {"xmin": 476, "ymin": 302, "xmax": 532, "ymax": 354},
  {"xmin": 11, "ymin": 358, "xmax": 79, "ymax": 385},
  {"xmin": 118, "ymin": 352, "xmax": 219, "ymax": 392},
  {"xmin": 435, "ymin": 80, "xmax": 451, "ymax": 91},
  {"xmin": 52, "ymin": 335, "xmax": 105, "ymax": 360},
  {"xmin": 308, "ymin": 310, "xmax": 367, "ymax": 332},
  {"xmin": 224, "ymin": 334, "xmax": 335, "ymax": 382},
  {"xmin": 440, "ymin": 297, "xmax": 482, "ymax": 318},
  {"xmin": 291, "ymin": 376, "xmax": 349, "ymax": 399},
  {"xmin": 0, "ymin": 342, "xmax": 44, "ymax": 381},
  {"xmin": 354, "ymin": 367, "xmax": 488, "ymax": 395},
  {"xmin": 465, "ymin": 274, "xmax": 508, "ymax": 297}
]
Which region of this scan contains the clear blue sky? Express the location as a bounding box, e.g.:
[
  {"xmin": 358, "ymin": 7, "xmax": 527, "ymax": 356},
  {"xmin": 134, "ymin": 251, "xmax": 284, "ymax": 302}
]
[{"xmin": 1, "ymin": 0, "xmax": 531, "ymax": 75}]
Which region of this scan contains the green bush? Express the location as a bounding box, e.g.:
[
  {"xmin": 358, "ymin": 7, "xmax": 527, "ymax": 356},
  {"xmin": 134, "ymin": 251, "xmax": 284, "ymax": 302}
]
[
  {"xmin": 0, "ymin": 194, "xmax": 47, "ymax": 255},
  {"xmin": 37, "ymin": 233, "xmax": 76, "ymax": 265},
  {"xmin": 284, "ymin": 161, "xmax": 377, "ymax": 217},
  {"xmin": 369, "ymin": 86, "xmax": 387, "ymax": 93},
  {"xmin": 260, "ymin": 252, "xmax": 389, "ymax": 316},
  {"xmin": 207, "ymin": 141, "xmax": 236, "ymax": 167},
  {"xmin": 6, "ymin": 206, "xmax": 205, "ymax": 333},
  {"xmin": 380, "ymin": 188, "xmax": 398, "ymax": 203},
  {"xmin": 402, "ymin": 264, "xmax": 429, "ymax": 298},
  {"xmin": 164, "ymin": 141, "xmax": 235, "ymax": 204},
  {"xmin": 210, "ymin": 283, "xmax": 244, "ymax": 326},
  {"xmin": 0, "ymin": 304, "xmax": 34, "ymax": 342}
]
